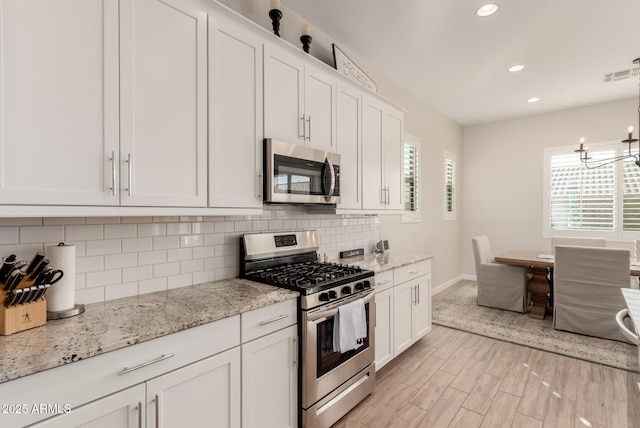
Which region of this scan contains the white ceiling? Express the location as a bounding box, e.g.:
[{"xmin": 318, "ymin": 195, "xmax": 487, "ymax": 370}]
[{"xmin": 280, "ymin": 0, "xmax": 640, "ymax": 126}]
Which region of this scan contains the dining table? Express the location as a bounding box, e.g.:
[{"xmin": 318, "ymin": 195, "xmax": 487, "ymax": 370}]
[{"xmin": 494, "ymin": 250, "xmax": 640, "ymax": 320}]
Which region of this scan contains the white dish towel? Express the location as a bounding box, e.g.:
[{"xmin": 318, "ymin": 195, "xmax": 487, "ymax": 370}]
[{"xmin": 333, "ymin": 298, "xmax": 367, "ymax": 353}]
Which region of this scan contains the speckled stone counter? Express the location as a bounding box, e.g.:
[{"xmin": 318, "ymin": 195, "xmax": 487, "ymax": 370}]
[
  {"xmin": 0, "ymin": 278, "xmax": 297, "ymax": 384},
  {"xmin": 335, "ymin": 251, "xmax": 433, "ymax": 274}
]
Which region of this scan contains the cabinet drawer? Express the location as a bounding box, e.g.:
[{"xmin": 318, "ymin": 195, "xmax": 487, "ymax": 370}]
[
  {"xmin": 394, "ymin": 260, "xmax": 431, "ymax": 284},
  {"xmin": 241, "ymin": 299, "xmax": 297, "ymax": 343},
  {"xmin": 0, "ymin": 316, "xmax": 240, "ymax": 428},
  {"xmin": 374, "ymin": 270, "xmax": 394, "ymax": 292}
]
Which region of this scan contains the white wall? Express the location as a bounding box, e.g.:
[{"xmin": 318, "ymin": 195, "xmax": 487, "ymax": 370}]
[
  {"xmin": 217, "ymin": 0, "xmax": 465, "ymax": 289},
  {"xmin": 462, "ymin": 97, "xmax": 637, "ymax": 276}
]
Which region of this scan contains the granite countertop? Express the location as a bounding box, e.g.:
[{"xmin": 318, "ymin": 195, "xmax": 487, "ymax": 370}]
[
  {"xmin": 335, "ymin": 251, "xmax": 434, "ymax": 274},
  {"xmin": 0, "ymin": 279, "xmax": 297, "ymax": 384}
]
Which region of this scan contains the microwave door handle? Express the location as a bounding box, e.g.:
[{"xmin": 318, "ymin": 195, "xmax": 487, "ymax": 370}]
[{"xmin": 325, "ymin": 159, "xmax": 336, "ymax": 201}]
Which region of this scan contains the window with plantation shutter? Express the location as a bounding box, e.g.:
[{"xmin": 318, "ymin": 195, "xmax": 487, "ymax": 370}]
[
  {"xmin": 544, "ymin": 143, "xmax": 640, "ymax": 239},
  {"xmin": 402, "ymin": 134, "xmax": 421, "ymax": 222},
  {"xmin": 623, "ymin": 150, "xmax": 640, "ymax": 231},
  {"xmin": 549, "ymin": 150, "xmax": 615, "ymax": 231},
  {"xmin": 444, "ymin": 151, "xmax": 456, "ymax": 220}
]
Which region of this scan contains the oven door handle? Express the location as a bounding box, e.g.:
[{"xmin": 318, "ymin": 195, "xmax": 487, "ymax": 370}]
[{"xmin": 307, "ymin": 291, "xmax": 375, "ymax": 322}]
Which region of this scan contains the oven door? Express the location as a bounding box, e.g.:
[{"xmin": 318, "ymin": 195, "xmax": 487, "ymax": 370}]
[{"xmin": 302, "ymin": 290, "xmax": 375, "ymax": 408}]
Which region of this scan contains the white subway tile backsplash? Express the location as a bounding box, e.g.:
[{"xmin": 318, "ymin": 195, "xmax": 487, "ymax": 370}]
[
  {"xmin": 167, "ymin": 248, "xmax": 193, "ymax": 262},
  {"xmin": 104, "ymin": 224, "xmax": 137, "ymax": 239},
  {"xmin": 138, "ymin": 250, "xmax": 167, "ymax": 266},
  {"xmin": 167, "ymin": 223, "xmax": 191, "ymax": 235},
  {"xmin": 0, "ymin": 227, "xmax": 18, "ymax": 245},
  {"xmin": 66, "ymin": 225, "xmax": 103, "ymax": 241},
  {"xmin": 86, "ymin": 239, "xmax": 121, "ymax": 256},
  {"xmin": 122, "ymin": 265, "xmax": 153, "ymax": 282},
  {"xmin": 138, "ymin": 223, "xmax": 167, "ymax": 237},
  {"xmin": 105, "ymin": 282, "xmax": 138, "ymax": 300},
  {"xmin": 152, "ymin": 236, "xmax": 180, "ymax": 250},
  {"xmin": 76, "ymin": 287, "xmax": 105, "ymax": 305},
  {"xmin": 181, "ymin": 259, "xmax": 204, "ymax": 274},
  {"xmin": 77, "ymin": 256, "xmax": 105, "ymax": 273},
  {"xmin": 168, "ymin": 273, "xmax": 192, "ymax": 289},
  {"xmin": 139, "ymin": 278, "xmax": 167, "ymax": 294},
  {"xmin": 122, "ymin": 237, "xmax": 153, "ymax": 253},
  {"xmin": 87, "ymin": 269, "xmax": 121, "ymax": 288},
  {"xmin": 154, "ymin": 262, "xmax": 180, "ymax": 278},
  {"xmin": 105, "ymin": 253, "xmax": 138, "ymax": 270},
  {"xmin": 180, "ymin": 235, "xmax": 203, "ymax": 248},
  {"xmin": 20, "ymin": 226, "xmax": 64, "ymax": 244},
  {"xmin": 1, "ymin": 209, "xmax": 379, "ymax": 303}
]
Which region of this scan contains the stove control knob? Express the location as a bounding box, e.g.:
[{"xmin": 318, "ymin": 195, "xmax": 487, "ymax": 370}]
[
  {"xmin": 355, "ymin": 282, "xmax": 364, "ymax": 291},
  {"xmin": 342, "ymin": 286, "xmax": 352, "ymax": 295},
  {"xmin": 328, "ymin": 290, "xmax": 337, "ymax": 299},
  {"xmin": 319, "ymin": 292, "xmax": 330, "ymax": 302},
  {"xmin": 363, "ymin": 280, "xmax": 371, "ymax": 289}
]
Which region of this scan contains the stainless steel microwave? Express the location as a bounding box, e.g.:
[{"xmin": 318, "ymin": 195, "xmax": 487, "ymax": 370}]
[{"xmin": 264, "ymin": 138, "xmax": 341, "ymax": 204}]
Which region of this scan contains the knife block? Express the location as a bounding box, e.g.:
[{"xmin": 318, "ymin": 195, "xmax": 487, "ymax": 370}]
[{"xmin": 0, "ymin": 289, "xmax": 47, "ymax": 335}]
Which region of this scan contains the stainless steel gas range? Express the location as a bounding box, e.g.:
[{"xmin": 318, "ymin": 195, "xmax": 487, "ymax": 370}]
[{"xmin": 240, "ymin": 230, "xmax": 375, "ymax": 428}]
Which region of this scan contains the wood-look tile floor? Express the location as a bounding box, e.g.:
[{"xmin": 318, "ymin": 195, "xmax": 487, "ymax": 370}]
[{"xmin": 332, "ymin": 325, "xmax": 640, "ymax": 428}]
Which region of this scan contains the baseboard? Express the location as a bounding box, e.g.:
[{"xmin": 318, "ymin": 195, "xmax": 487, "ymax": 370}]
[{"xmin": 432, "ymin": 275, "xmax": 467, "ymax": 295}]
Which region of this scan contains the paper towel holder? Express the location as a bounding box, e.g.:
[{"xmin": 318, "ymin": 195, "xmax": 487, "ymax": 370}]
[{"xmin": 46, "ymin": 243, "xmax": 85, "ymax": 320}]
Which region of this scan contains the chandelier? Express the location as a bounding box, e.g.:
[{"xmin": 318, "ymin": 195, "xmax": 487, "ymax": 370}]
[{"xmin": 576, "ymin": 58, "xmax": 640, "ymax": 169}]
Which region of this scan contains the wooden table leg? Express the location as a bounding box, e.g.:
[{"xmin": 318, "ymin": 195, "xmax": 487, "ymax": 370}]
[{"xmin": 528, "ymin": 266, "xmax": 550, "ymax": 319}]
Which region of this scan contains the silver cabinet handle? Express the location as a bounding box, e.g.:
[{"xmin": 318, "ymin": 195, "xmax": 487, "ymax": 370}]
[
  {"xmin": 409, "ymin": 268, "xmax": 423, "ymax": 275},
  {"xmin": 117, "ymin": 353, "xmax": 175, "ymax": 375},
  {"xmin": 377, "ymin": 279, "xmax": 391, "ymax": 285},
  {"xmin": 381, "ymin": 188, "xmax": 386, "ymax": 205},
  {"xmin": 259, "ymin": 314, "xmax": 288, "ymax": 326},
  {"xmin": 386, "ymin": 187, "xmax": 390, "ymax": 205},
  {"xmin": 300, "ymin": 114, "xmax": 306, "ymax": 139},
  {"xmin": 137, "ymin": 402, "xmax": 142, "ymax": 428},
  {"xmin": 292, "ymin": 337, "xmax": 297, "ymax": 366},
  {"xmin": 155, "ymin": 394, "xmax": 160, "ymax": 428},
  {"xmin": 417, "ymin": 284, "xmax": 420, "ymax": 305},
  {"xmin": 110, "ymin": 151, "xmax": 117, "ymax": 196},
  {"xmin": 125, "ymin": 153, "xmax": 133, "ymax": 196},
  {"xmin": 256, "ymin": 172, "xmax": 262, "ymax": 200},
  {"xmin": 307, "ymin": 115, "xmax": 312, "ymax": 141}
]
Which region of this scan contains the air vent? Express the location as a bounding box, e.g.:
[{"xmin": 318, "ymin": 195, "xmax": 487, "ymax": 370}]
[{"xmin": 604, "ymin": 67, "xmax": 640, "ymax": 83}]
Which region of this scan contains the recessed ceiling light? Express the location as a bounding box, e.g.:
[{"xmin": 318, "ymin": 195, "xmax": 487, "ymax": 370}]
[
  {"xmin": 476, "ymin": 4, "xmax": 499, "ymax": 17},
  {"xmin": 527, "ymin": 97, "xmax": 540, "ymax": 103},
  {"xmin": 508, "ymin": 65, "xmax": 525, "ymax": 72}
]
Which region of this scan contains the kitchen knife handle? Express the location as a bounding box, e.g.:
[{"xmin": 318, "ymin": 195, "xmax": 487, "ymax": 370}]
[
  {"xmin": 126, "ymin": 153, "xmax": 133, "ymax": 197},
  {"xmin": 110, "ymin": 151, "xmax": 117, "ymax": 196},
  {"xmin": 117, "ymin": 353, "xmax": 175, "ymax": 376}
]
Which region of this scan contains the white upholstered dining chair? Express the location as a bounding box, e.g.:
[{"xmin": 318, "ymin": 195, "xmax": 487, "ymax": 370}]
[
  {"xmin": 553, "ymin": 246, "xmax": 633, "ymax": 343},
  {"xmin": 471, "ymin": 235, "xmax": 529, "ymax": 313},
  {"xmin": 550, "ymin": 237, "xmax": 606, "ymax": 253}
]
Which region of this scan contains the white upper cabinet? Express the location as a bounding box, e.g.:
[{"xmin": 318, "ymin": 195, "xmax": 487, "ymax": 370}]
[
  {"xmin": 336, "ymin": 83, "xmax": 362, "ymax": 210},
  {"xmin": 0, "ymin": 0, "xmax": 120, "ymax": 205},
  {"xmin": 264, "ymin": 43, "xmax": 336, "ymax": 152},
  {"xmin": 119, "ymin": 0, "xmax": 207, "ymax": 207},
  {"xmin": 304, "ymin": 66, "xmax": 337, "ymax": 152},
  {"xmin": 208, "ymin": 14, "xmax": 263, "ymax": 209},
  {"xmin": 361, "ymin": 95, "xmax": 404, "ymax": 211}
]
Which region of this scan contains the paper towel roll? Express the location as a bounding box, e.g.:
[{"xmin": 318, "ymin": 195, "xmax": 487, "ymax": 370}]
[{"xmin": 45, "ymin": 243, "xmax": 76, "ymax": 312}]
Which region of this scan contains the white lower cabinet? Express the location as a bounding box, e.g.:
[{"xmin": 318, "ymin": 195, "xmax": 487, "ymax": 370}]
[
  {"xmin": 240, "ymin": 299, "xmax": 298, "ymax": 428},
  {"xmin": 30, "ymin": 384, "xmax": 145, "ymax": 428},
  {"xmin": 6, "ymin": 300, "xmax": 299, "ymax": 428},
  {"xmin": 241, "ymin": 325, "xmax": 297, "ymax": 428},
  {"xmin": 374, "ymin": 260, "xmax": 432, "ymax": 371},
  {"xmin": 31, "ymin": 349, "xmax": 241, "ymax": 428}
]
